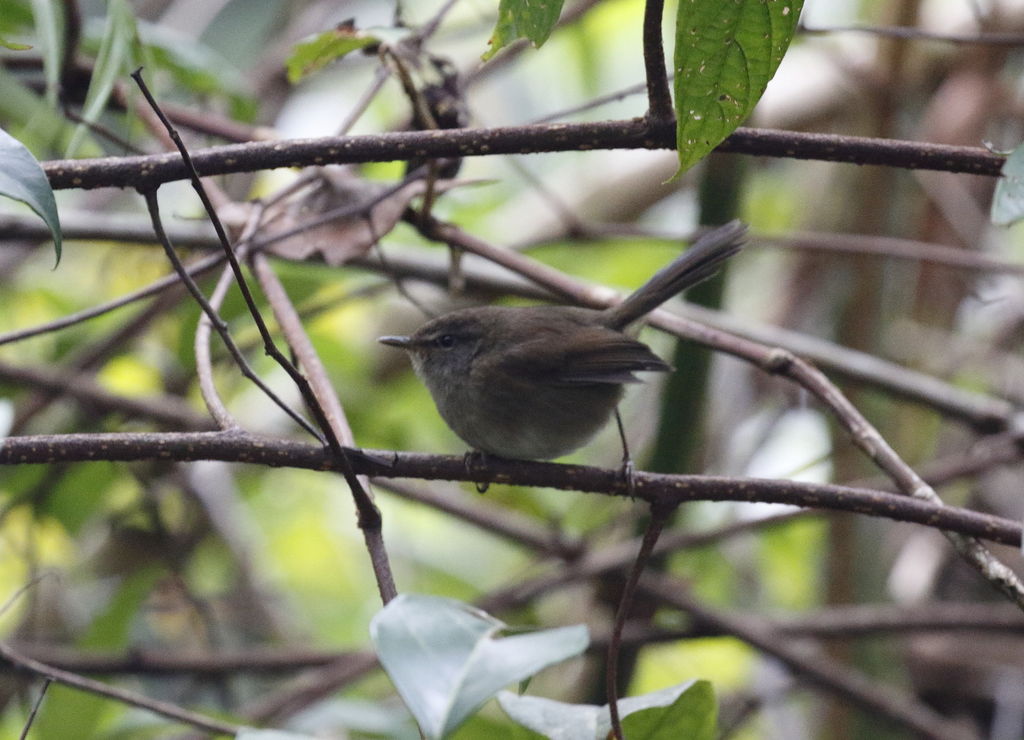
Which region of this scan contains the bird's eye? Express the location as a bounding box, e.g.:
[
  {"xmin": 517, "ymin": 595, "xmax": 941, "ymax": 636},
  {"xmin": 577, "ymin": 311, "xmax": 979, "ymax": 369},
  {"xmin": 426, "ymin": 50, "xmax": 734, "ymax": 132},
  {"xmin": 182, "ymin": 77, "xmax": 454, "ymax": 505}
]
[{"xmin": 436, "ymin": 334, "xmax": 456, "ymax": 348}]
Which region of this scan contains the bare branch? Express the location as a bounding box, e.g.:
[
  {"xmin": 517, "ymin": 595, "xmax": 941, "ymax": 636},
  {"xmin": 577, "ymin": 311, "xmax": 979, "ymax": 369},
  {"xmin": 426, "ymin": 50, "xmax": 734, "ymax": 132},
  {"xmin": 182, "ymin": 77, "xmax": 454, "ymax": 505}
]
[
  {"xmin": 0, "ymin": 432, "xmax": 1019, "ymax": 547},
  {"xmin": 41, "ymin": 121, "xmax": 1005, "ymax": 191}
]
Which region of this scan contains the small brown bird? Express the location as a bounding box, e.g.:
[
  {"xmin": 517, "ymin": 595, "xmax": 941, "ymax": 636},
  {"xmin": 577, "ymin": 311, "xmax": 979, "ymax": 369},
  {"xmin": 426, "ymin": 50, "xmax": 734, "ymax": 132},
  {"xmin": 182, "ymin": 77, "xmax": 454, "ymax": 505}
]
[{"xmin": 379, "ymin": 220, "xmax": 746, "ymax": 460}]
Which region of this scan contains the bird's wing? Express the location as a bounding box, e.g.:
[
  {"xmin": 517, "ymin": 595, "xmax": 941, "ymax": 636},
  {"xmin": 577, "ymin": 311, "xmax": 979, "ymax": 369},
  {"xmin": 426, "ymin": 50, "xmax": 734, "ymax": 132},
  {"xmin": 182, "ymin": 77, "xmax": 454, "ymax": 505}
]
[{"xmin": 494, "ymin": 326, "xmax": 670, "ymax": 386}]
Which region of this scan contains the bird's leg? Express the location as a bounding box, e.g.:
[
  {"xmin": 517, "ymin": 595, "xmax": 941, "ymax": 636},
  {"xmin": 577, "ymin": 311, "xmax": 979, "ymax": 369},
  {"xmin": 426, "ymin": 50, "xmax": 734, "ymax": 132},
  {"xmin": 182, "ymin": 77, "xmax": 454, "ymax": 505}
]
[
  {"xmin": 464, "ymin": 449, "xmax": 490, "ymax": 493},
  {"xmin": 614, "ymin": 409, "xmax": 636, "ymax": 497}
]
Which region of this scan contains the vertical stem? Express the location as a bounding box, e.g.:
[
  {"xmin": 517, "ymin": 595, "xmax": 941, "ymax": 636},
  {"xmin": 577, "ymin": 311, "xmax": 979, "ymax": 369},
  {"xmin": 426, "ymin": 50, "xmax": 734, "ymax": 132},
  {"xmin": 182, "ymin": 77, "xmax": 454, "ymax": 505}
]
[
  {"xmin": 606, "ymin": 503, "xmax": 674, "ymax": 739},
  {"xmin": 642, "ymin": 0, "xmax": 674, "ymax": 123}
]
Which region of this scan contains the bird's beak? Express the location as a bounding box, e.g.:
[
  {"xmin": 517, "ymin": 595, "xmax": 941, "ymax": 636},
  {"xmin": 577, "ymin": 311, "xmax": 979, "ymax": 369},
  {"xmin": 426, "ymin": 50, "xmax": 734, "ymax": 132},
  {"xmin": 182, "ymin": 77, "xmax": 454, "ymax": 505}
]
[{"xmin": 378, "ymin": 335, "xmax": 412, "ymax": 349}]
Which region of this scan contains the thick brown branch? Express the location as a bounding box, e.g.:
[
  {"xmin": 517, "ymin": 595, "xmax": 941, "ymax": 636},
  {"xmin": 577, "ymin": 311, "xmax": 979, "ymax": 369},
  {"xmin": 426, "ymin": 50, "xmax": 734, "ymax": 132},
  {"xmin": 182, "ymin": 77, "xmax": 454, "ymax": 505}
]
[
  {"xmin": 42, "ymin": 121, "xmax": 1004, "ymax": 191},
  {"xmin": 0, "ymin": 432, "xmax": 1019, "ymax": 547}
]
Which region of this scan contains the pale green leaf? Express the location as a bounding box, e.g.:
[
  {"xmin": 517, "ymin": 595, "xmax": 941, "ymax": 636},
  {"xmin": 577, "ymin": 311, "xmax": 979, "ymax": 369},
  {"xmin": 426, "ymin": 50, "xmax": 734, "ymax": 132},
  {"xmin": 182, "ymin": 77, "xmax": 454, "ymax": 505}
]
[
  {"xmin": 0, "ymin": 125, "xmax": 62, "ymax": 263},
  {"xmin": 371, "ymin": 594, "xmax": 588, "ymax": 739}
]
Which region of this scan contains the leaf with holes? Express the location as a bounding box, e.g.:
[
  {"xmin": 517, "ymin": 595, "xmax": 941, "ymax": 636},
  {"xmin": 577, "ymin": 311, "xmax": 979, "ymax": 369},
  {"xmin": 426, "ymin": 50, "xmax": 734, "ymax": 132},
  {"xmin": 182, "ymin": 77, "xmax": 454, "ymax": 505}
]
[{"xmin": 674, "ymin": 0, "xmax": 803, "ymax": 173}]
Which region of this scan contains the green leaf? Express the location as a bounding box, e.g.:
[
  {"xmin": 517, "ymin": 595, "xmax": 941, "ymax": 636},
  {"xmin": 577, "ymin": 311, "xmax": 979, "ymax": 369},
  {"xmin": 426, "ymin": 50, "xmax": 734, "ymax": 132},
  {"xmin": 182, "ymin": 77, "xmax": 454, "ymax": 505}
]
[
  {"xmin": 991, "ymin": 144, "xmax": 1024, "ymax": 226},
  {"xmin": 0, "ymin": 125, "xmax": 62, "ymax": 263},
  {"xmin": 67, "ymin": 0, "xmax": 137, "ymax": 157},
  {"xmin": 30, "ymin": 0, "xmax": 64, "ymax": 106},
  {"xmin": 483, "ymin": 0, "xmax": 566, "ymax": 61},
  {"xmin": 370, "ymin": 594, "xmax": 589, "ymax": 739},
  {"xmin": 498, "ymin": 680, "xmax": 715, "ymax": 739},
  {"xmin": 286, "ymin": 26, "xmax": 378, "ymax": 84},
  {"xmin": 621, "ymin": 680, "xmax": 716, "ymax": 740},
  {"xmin": 674, "ymin": 0, "xmax": 803, "ymax": 173},
  {"xmin": 235, "ymin": 729, "xmax": 319, "ymax": 739}
]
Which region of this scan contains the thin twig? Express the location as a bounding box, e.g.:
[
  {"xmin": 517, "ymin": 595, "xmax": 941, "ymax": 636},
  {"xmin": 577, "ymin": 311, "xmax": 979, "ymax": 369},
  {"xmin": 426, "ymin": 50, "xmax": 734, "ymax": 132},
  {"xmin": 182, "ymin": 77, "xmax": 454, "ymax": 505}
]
[
  {"xmin": 248, "ymin": 167, "xmax": 431, "ymax": 252},
  {"xmin": 0, "ymin": 252, "xmax": 224, "ymax": 348},
  {"xmin": 676, "ymin": 301, "xmax": 1015, "ymax": 432},
  {"xmin": 130, "ymin": 70, "xmax": 396, "ymax": 539},
  {"xmin": 134, "ymin": 168, "xmax": 383, "ymax": 569},
  {"xmin": 518, "ymin": 224, "xmax": 1024, "ymax": 277},
  {"xmin": 0, "ymin": 360, "xmax": 214, "ymax": 430},
  {"xmin": 801, "ymin": 22, "xmax": 1024, "ymax": 46},
  {"xmin": 15, "ymin": 601, "xmax": 1024, "ymax": 676},
  {"xmin": 141, "ymin": 189, "xmax": 321, "ymax": 439},
  {"xmin": 251, "ymin": 253, "xmax": 397, "ymax": 603},
  {"xmin": 10, "ymin": 287, "xmax": 189, "ymax": 434},
  {"xmin": 374, "ymin": 478, "xmax": 584, "ymax": 559},
  {"xmin": 415, "ymin": 0, "xmax": 462, "ymax": 42},
  {"xmin": 18, "ymin": 677, "xmax": 51, "ymax": 740},
  {"xmin": 0, "ymin": 640, "xmax": 239, "ymax": 736},
  {"xmin": 606, "ymin": 503, "xmax": 674, "ymax": 740},
  {"xmin": 131, "ymin": 70, "xmax": 330, "ymax": 438},
  {"xmin": 195, "ymin": 263, "xmax": 247, "ymax": 431},
  {"xmin": 123, "ymin": 76, "xmax": 399, "ymax": 544},
  {"xmin": 336, "ymin": 65, "xmax": 391, "ymax": 136},
  {"xmin": 532, "ymin": 79, "xmax": 650, "ymax": 124},
  {"xmin": 9, "ymin": 644, "xmax": 363, "ymax": 675},
  {"xmin": 656, "ymin": 321, "xmax": 1024, "ymax": 609},
  {"xmin": 194, "ymin": 205, "xmax": 265, "ymax": 430}
]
